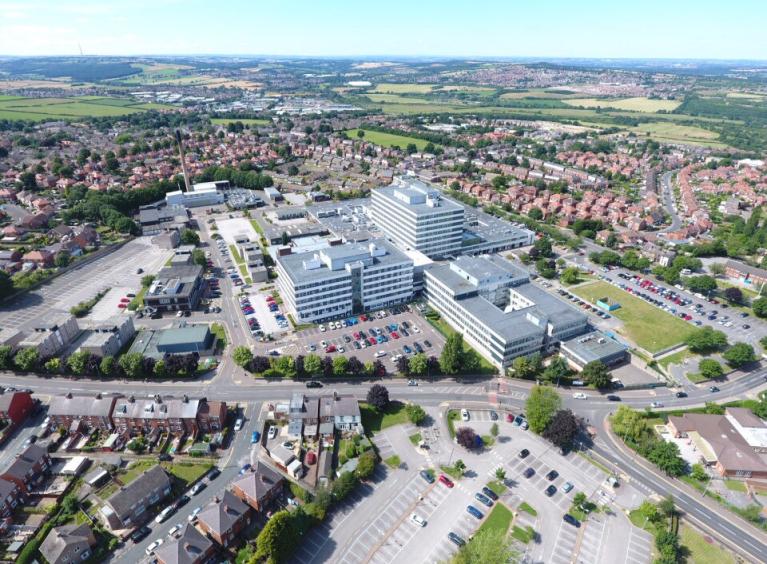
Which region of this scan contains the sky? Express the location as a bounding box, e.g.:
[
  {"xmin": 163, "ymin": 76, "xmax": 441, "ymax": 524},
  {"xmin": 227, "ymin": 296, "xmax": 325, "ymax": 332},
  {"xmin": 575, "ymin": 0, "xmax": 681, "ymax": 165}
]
[{"xmin": 1, "ymin": 0, "xmax": 765, "ymax": 60}]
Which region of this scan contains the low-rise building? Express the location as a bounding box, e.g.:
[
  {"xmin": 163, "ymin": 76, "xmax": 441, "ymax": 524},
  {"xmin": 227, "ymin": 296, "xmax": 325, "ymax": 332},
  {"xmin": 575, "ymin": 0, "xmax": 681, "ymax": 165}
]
[
  {"xmin": 560, "ymin": 331, "xmax": 629, "ymax": 370},
  {"xmin": 17, "ymin": 313, "xmax": 80, "ymax": 359},
  {"xmin": 0, "ymin": 478, "xmax": 22, "ymax": 518},
  {"xmin": 231, "ymin": 461, "xmax": 284, "ymax": 511},
  {"xmin": 39, "ymin": 524, "xmax": 97, "ymax": 564},
  {"xmin": 144, "ymin": 264, "xmax": 204, "ymax": 312},
  {"xmin": 100, "ymin": 465, "xmax": 172, "ymax": 530},
  {"xmin": 240, "ymin": 242, "xmax": 268, "ymax": 283},
  {"xmin": 48, "ymin": 393, "xmax": 116, "ymax": 433},
  {"xmin": 77, "ymin": 317, "xmax": 136, "ymax": 358},
  {"xmin": 725, "ymin": 259, "xmax": 767, "ymax": 291},
  {"xmin": 196, "ymin": 490, "xmax": 251, "ymax": 547},
  {"xmin": 1, "ymin": 444, "xmax": 50, "ymax": 494},
  {"xmin": 112, "ymin": 395, "xmax": 199, "ymax": 437},
  {"xmin": 0, "ymin": 391, "xmax": 34, "ymax": 428},
  {"xmin": 155, "ymin": 523, "xmax": 215, "ymax": 564}
]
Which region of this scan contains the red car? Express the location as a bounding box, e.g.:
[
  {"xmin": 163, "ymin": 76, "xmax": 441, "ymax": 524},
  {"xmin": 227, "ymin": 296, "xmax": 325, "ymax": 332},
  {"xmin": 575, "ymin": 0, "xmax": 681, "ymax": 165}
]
[
  {"xmin": 117, "ymin": 303, "xmax": 127, "ymax": 308},
  {"xmin": 438, "ymin": 474, "xmax": 454, "ymax": 488},
  {"xmin": 353, "ymin": 332, "xmax": 361, "ymax": 340},
  {"xmin": 325, "ymin": 345, "xmax": 337, "ymax": 353},
  {"xmin": 359, "ymin": 314, "xmax": 368, "ymax": 321},
  {"xmin": 391, "ymin": 332, "xmax": 400, "ymax": 339},
  {"xmin": 368, "ymin": 337, "xmax": 377, "ymax": 346},
  {"xmin": 506, "ymin": 413, "xmax": 514, "ymax": 422}
]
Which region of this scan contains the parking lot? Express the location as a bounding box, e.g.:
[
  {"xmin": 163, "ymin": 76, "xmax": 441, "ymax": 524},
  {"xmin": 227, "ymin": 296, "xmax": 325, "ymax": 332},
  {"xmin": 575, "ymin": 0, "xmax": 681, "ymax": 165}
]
[
  {"xmin": 283, "ymin": 307, "xmax": 445, "ymax": 365},
  {"xmin": 0, "ymin": 237, "xmax": 170, "ymax": 330}
]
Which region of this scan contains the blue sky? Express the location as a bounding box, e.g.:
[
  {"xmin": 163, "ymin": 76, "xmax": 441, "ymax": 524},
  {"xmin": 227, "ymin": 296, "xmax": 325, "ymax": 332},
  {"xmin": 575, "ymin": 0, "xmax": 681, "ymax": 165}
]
[{"xmin": 1, "ymin": 0, "xmax": 765, "ymax": 59}]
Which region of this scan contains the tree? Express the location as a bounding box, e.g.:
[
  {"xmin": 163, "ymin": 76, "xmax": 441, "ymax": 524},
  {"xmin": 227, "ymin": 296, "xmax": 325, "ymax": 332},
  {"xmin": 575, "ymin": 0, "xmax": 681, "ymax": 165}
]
[
  {"xmin": 0, "ymin": 345, "xmax": 12, "ymax": 370},
  {"xmin": 118, "ymin": 352, "xmax": 144, "ymax": 379},
  {"xmin": 141, "ymin": 274, "xmax": 155, "ymax": 287},
  {"xmin": 573, "ymin": 492, "xmax": 587, "ymax": 507},
  {"xmin": 452, "ymin": 529, "xmax": 516, "ymax": 564},
  {"xmin": 709, "ymin": 262, "xmax": 726, "ymax": 276},
  {"xmin": 0, "ymin": 271, "xmax": 12, "ymax": 301},
  {"xmin": 536, "ymin": 258, "xmax": 556, "ymax": 279},
  {"xmin": 723, "ymin": 286, "xmax": 743, "ymax": 304},
  {"xmin": 332, "ymin": 355, "xmax": 348, "ymax": 376},
  {"xmin": 542, "ymin": 356, "xmax": 570, "ymax": 384},
  {"xmin": 366, "ymin": 384, "xmax": 389, "ymax": 410},
  {"xmin": 511, "ymin": 354, "xmax": 541, "ymax": 380},
  {"xmin": 396, "ymin": 355, "xmax": 410, "ymax": 375},
  {"xmin": 356, "ymin": 450, "xmax": 377, "ymax": 479},
  {"xmin": 560, "ymin": 266, "xmax": 580, "ymax": 285},
  {"xmin": 99, "ymin": 356, "xmax": 115, "ymax": 376},
  {"xmin": 191, "ymin": 249, "xmax": 207, "ymax": 268},
  {"xmin": 525, "ymin": 385, "xmax": 562, "ymax": 434},
  {"xmin": 232, "ymin": 346, "xmax": 253, "ymax": 368},
  {"xmin": 357, "ymin": 129, "xmax": 365, "ymax": 138},
  {"xmin": 179, "ymin": 229, "xmax": 200, "ymax": 245},
  {"xmin": 13, "ymin": 348, "xmax": 38, "ymax": 372},
  {"xmin": 528, "ymin": 207, "xmax": 543, "ymax": 220},
  {"xmin": 582, "ymin": 360, "xmax": 611, "ymax": 389},
  {"xmin": 44, "ymin": 357, "xmax": 61, "ymax": 373},
  {"xmin": 685, "ymin": 275, "xmax": 717, "ymax": 294},
  {"xmin": 454, "ymin": 459, "xmax": 466, "ymax": 475},
  {"xmin": 723, "ymin": 342, "xmax": 756, "ymax": 368},
  {"xmin": 542, "ymin": 409, "xmax": 579, "ymax": 449},
  {"xmin": 490, "ymin": 422, "xmax": 499, "ymax": 437},
  {"xmin": 495, "ymin": 468, "xmax": 506, "ymax": 481},
  {"xmin": 456, "ymin": 427, "xmax": 478, "ymax": 449},
  {"xmin": 408, "ymin": 353, "xmax": 427, "ymax": 376},
  {"xmin": 54, "ymin": 251, "xmax": 71, "ymax": 268},
  {"xmin": 647, "ymin": 440, "xmax": 686, "ymax": 476},
  {"xmin": 332, "ymin": 471, "xmax": 358, "ymax": 500},
  {"xmin": 253, "ymin": 510, "xmax": 298, "ymax": 563},
  {"xmin": 698, "ymin": 358, "xmax": 724, "ymax": 380},
  {"xmin": 533, "ymin": 237, "xmax": 553, "ymax": 258},
  {"xmin": 67, "ymin": 351, "xmax": 90, "ymax": 375},
  {"xmin": 405, "ymin": 403, "xmax": 427, "ymax": 425},
  {"xmin": 753, "ymin": 297, "xmax": 767, "ymax": 318},
  {"xmin": 303, "ymin": 354, "xmax": 322, "ymax": 375},
  {"xmin": 346, "ymin": 356, "xmax": 364, "ymax": 377},
  {"xmin": 440, "ymin": 333, "xmax": 464, "ymax": 374},
  {"xmin": 684, "ymin": 326, "xmax": 728, "ymax": 353},
  {"xmin": 611, "ymin": 406, "xmax": 649, "ymax": 443},
  {"xmin": 153, "ymin": 359, "xmax": 167, "ymax": 378}
]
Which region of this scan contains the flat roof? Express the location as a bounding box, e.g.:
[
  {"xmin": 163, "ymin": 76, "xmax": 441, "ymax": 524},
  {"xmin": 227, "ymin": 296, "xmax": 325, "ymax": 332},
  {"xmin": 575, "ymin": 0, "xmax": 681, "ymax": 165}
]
[
  {"xmin": 374, "ymin": 178, "xmax": 463, "ymax": 216},
  {"xmin": 560, "ymin": 331, "xmax": 628, "ymax": 364}
]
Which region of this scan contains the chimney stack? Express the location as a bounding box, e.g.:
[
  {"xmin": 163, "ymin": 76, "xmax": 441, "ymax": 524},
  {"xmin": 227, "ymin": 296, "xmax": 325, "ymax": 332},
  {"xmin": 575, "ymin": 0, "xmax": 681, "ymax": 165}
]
[{"xmin": 175, "ymin": 129, "xmax": 191, "ymax": 193}]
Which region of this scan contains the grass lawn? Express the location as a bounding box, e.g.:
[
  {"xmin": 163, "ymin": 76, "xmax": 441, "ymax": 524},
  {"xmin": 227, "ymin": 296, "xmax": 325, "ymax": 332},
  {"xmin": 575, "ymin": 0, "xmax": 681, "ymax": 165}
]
[
  {"xmin": 249, "ymin": 219, "xmax": 264, "ymax": 236},
  {"xmin": 210, "ymin": 323, "xmax": 227, "ymax": 348},
  {"xmin": 346, "ymin": 128, "xmax": 433, "ymax": 151},
  {"xmin": 511, "ymin": 525, "xmax": 535, "ymax": 543},
  {"xmin": 724, "ymin": 479, "xmax": 747, "ymax": 493},
  {"xmin": 439, "ymin": 464, "xmax": 465, "ymax": 480},
  {"xmin": 409, "ymin": 432, "xmax": 422, "ymax": 446},
  {"xmin": 229, "ymin": 245, "xmax": 244, "ymax": 263},
  {"xmin": 479, "ymin": 503, "xmax": 513, "ymax": 535},
  {"xmin": 0, "ymin": 95, "xmax": 172, "ymax": 121},
  {"xmin": 481, "ymin": 435, "xmax": 495, "ymax": 448},
  {"xmin": 571, "ymin": 281, "xmax": 697, "ymax": 352},
  {"xmin": 237, "ymin": 263, "xmax": 253, "ymax": 284},
  {"xmin": 486, "ymin": 480, "xmax": 507, "ymax": 496},
  {"xmin": 369, "ymin": 83, "xmax": 436, "ymax": 94},
  {"xmin": 679, "ymin": 523, "xmax": 736, "ymax": 564},
  {"xmin": 120, "ymin": 460, "xmax": 155, "ymax": 484},
  {"xmin": 384, "ymin": 455, "xmax": 401, "ymax": 469},
  {"xmin": 161, "ymin": 462, "xmax": 213, "ymax": 486},
  {"xmin": 97, "ymin": 482, "xmax": 119, "ymax": 499},
  {"xmin": 359, "ymin": 401, "xmax": 408, "ymax": 434},
  {"xmin": 519, "ymin": 502, "xmax": 538, "ymax": 517},
  {"xmin": 658, "ymin": 348, "xmax": 695, "ymax": 369},
  {"xmin": 688, "ymin": 371, "xmax": 713, "ymax": 384},
  {"xmin": 447, "ymin": 409, "xmax": 460, "ymax": 438},
  {"xmin": 425, "ymin": 315, "xmax": 497, "ymax": 374}
]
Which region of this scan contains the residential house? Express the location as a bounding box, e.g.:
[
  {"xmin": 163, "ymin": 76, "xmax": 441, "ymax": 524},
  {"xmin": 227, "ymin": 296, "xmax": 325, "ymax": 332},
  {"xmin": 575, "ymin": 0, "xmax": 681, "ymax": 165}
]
[
  {"xmin": 0, "ymin": 391, "xmax": 34, "ymax": 429},
  {"xmin": 196, "ymin": 490, "xmax": 251, "ymax": 547},
  {"xmin": 48, "ymin": 393, "xmax": 116, "ymax": 433},
  {"xmin": 331, "ymin": 393, "xmax": 363, "ymax": 433},
  {"xmin": 1, "ymin": 444, "xmax": 51, "ymax": 494},
  {"xmin": 111, "ymin": 395, "xmax": 199, "ymax": 437},
  {"xmin": 100, "ymin": 465, "xmax": 172, "ymax": 530},
  {"xmin": 231, "ymin": 461, "xmax": 284, "ymax": 511},
  {"xmin": 0, "ymin": 478, "xmax": 22, "ymax": 518},
  {"xmin": 39, "ymin": 524, "xmax": 97, "ymax": 564},
  {"xmin": 155, "ymin": 523, "xmax": 215, "ymax": 564},
  {"xmin": 195, "ymin": 400, "xmax": 227, "ymax": 434},
  {"xmin": 725, "ymin": 259, "xmax": 767, "ymax": 290},
  {"xmin": 21, "ymin": 249, "xmax": 53, "ymax": 268}
]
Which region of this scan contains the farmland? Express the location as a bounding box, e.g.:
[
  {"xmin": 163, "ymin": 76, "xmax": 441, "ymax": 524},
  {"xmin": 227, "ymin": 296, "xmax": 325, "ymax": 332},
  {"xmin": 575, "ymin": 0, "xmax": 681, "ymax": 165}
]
[
  {"xmin": 563, "ymin": 97, "xmax": 682, "ymax": 113},
  {"xmin": 630, "ymin": 122, "xmax": 725, "ymax": 148},
  {"xmin": 0, "ymin": 96, "xmax": 173, "ymax": 121},
  {"xmin": 346, "ymin": 129, "xmax": 434, "ymax": 151},
  {"xmin": 211, "ymin": 118, "xmax": 271, "ymax": 126},
  {"xmin": 571, "ymin": 281, "xmax": 697, "ymax": 353},
  {"xmin": 369, "ymin": 83, "xmax": 436, "ymax": 94}
]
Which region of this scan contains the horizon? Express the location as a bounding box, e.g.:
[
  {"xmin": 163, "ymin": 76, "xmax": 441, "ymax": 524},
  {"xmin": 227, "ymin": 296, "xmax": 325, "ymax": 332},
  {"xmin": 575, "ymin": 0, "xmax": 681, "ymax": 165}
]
[{"xmin": 2, "ymin": 0, "xmax": 766, "ymax": 59}]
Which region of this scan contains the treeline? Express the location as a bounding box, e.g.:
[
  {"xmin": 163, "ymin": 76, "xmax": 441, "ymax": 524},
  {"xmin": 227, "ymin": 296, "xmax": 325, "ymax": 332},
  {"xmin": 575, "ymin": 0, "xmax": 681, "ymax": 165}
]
[
  {"xmin": 0, "ymin": 59, "xmax": 141, "ymax": 81},
  {"xmin": 0, "ymin": 346, "xmax": 199, "ymax": 379},
  {"xmin": 356, "ymin": 122, "xmax": 469, "ymax": 149},
  {"xmin": 88, "ymin": 110, "xmax": 208, "ymax": 133},
  {"xmin": 194, "ymin": 165, "xmax": 273, "ymax": 190},
  {"xmin": 63, "ymin": 176, "xmax": 185, "ymax": 235}
]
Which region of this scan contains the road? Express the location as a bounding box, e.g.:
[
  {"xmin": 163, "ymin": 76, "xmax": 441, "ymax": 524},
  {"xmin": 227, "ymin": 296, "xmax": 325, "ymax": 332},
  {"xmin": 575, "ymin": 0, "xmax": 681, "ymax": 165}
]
[{"xmin": 659, "ymin": 170, "xmax": 683, "ymax": 234}]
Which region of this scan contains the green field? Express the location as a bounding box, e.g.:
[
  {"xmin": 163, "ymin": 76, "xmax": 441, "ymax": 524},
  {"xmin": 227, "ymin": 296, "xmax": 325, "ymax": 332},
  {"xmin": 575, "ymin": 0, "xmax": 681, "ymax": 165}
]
[
  {"xmin": 479, "ymin": 503, "xmax": 513, "ymax": 535},
  {"xmin": 0, "ymin": 95, "xmax": 173, "ymax": 121},
  {"xmin": 564, "ymin": 97, "xmax": 682, "ymax": 113},
  {"xmin": 630, "ymin": 122, "xmax": 725, "ymax": 148},
  {"xmin": 365, "ymin": 93, "xmax": 435, "ymax": 105},
  {"xmin": 370, "ymin": 83, "xmax": 436, "ymax": 94},
  {"xmin": 211, "ymin": 117, "xmax": 270, "ymax": 126},
  {"xmin": 571, "ymin": 281, "xmax": 697, "ymax": 353},
  {"xmin": 346, "ymin": 128, "xmax": 433, "ymax": 151}
]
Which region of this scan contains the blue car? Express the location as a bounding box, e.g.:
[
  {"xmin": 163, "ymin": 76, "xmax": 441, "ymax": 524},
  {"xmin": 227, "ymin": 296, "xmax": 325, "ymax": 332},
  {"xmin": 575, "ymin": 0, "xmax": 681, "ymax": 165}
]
[
  {"xmin": 403, "ymin": 345, "xmax": 412, "ymax": 354},
  {"xmin": 467, "ymin": 505, "xmax": 484, "ymax": 519},
  {"xmin": 251, "ymin": 431, "xmax": 260, "ymax": 444}
]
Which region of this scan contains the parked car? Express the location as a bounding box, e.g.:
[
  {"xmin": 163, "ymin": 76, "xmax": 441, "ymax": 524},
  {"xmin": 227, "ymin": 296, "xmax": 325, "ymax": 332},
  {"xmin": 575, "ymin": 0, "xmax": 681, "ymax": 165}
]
[
  {"xmin": 563, "ymin": 513, "xmax": 581, "ymax": 527},
  {"xmin": 155, "ymin": 506, "xmax": 175, "ymax": 524},
  {"xmin": 131, "ymin": 526, "xmax": 151, "ymax": 543},
  {"xmin": 461, "ymin": 408, "xmax": 470, "ymax": 421},
  {"xmin": 268, "ymin": 426, "xmax": 277, "ymax": 440},
  {"xmin": 545, "ymin": 485, "xmax": 557, "ymax": 497},
  {"xmin": 562, "ymin": 482, "xmax": 574, "ymax": 493},
  {"xmin": 482, "ymin": 486, "xmax": 499, "ymax": 501},
  {"xmin": 176, "ymin": 495, "xmax": 191, "ymax": 508},
  {"xmin": 187, "ymin": 507, "xmax": 202, "ymax": 522},
  {"xmin": 448, "ymin": 532, "xmax": 466, "ymax": 547},
  {"xmin": 438, "ymin": 474, "xmax": 454, "ymax": 488},
  {"xmin": 305, "ymin": 381, "xmax": 323, "ymax": 388},
  {"xmin": 474, "ymin": 492, "xmax": 493, "ymax": 507},
  {"xmin": 145, "ymin": 539, "xmax": 164, "ymax": 555},
  {"xmin": 167, "ymin": 523, "xmax": 182, "ymax": 538},
  {"xmin": 606, "ymin": 395, "xmax": 621, "ymax": 402},
  {"xmin": 420, "ymin": 470, "xmax": 435, "ymax": 484},
  {"xmin": 523, "ymin": 467, "xmax": 535, "ymax": 478},
  {"xmin": 189, "ymin": 482, "xmax": 206, "ymax": 496},
  {"xmin": 519, "ymin": 449, "xmax": 530, "ymax": 459},
  {"xmin": 410, "ymin": 513, "xmax": 427, "ymax": 527},
  {"xmin": 546, "ymin": 470, "xmax": 559, "ymax": 481},
  {"xmin": 466, "ymin": 505, "xmax": 484, "ymax": 519},
  {"xmin": 251, "ymin": 431, "xmax": 261, "ymax": 444},
  {"xmin": 234, "ymin": 418, "xmax": 243, "ymax": 432}
]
